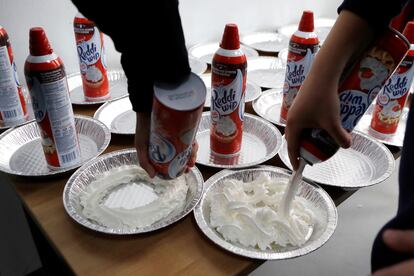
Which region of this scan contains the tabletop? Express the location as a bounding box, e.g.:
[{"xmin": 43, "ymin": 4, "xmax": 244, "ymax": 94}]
[{"xmin": 8, "ymin": 100, "xmax": 400, "ymax": 276}]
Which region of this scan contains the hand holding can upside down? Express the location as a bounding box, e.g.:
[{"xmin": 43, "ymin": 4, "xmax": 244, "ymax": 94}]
[{"xmin": 135, "ymin": 113, "xmax": 199, "ymax": 178}]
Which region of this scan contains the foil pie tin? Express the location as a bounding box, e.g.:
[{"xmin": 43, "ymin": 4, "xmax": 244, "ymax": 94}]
[
  {"xmin": 252, "ymin": 89, "xmax": 286, "ymax": 127},
  {"xmin": 279, "ymin": 131, "xmax": 395, "ymax": 188},
  {"xmin": 247, "ymin": 57, "xmax": 285, "ymax": 89},
  {"xmin": 240, "ymin": 32, "xmax": 289, "ymax": 53},
  {"xmin": 63, "ymin": 148, "xmax": 204, "ymax": 234},
  {"xmin": 68, "ymin": 70, "xmax": 128, "ymax": 105},
  {"xmin": 189, "ymin": 57, "xmax": 208, "ymax": 75},
  {"xmin": 0, "ymin": 115, "xmax": 111, "ymax": 177},
  {"xmin": 188, "ymin": 42, "xmax": 259, "ymax": 65},
  {"xmin": 193, "ymin": 166, "xmax": 337, "ymax": 260},
  {"xmin": 94, "ymin": 96, "xmax": 135, "ymax": 135},
  {"xmin": 200, "ymin": 74, "xmax": 262, "ymax": 108},
  {"xmin": 196, "ymin": 112, "xmax": 282, "ymax": 169},
  {"xmin": 278, "ymin": 18, "xmax": 336, "ymax": 44}
]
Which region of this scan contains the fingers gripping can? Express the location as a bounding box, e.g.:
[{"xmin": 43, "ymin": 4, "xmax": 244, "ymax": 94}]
[
  {"xmin": 0, "ymin": 26, "xmax": 28, "ymax": 124},
  {"xmin": 210, "ymin": 24, "xmax": 247, "ymax": 156},
  {"xmin": 148, "ymin": 73, "xmax": 206, "ymax": 179},
  {"xmin": 370, "ymin": 22, "xmax": 414, "ymax": 134},
  {"xmin": 280, "ymin": 11, "xmax": 319, "ymax": 122},
  {"xmin": 299, "ymin": 28, "xmax": 409, "ymax": 165},
  {"xmin": 74, "ymin": 13, "xmax": 109, "ymax": 101},
  {"xmin": 24, "ymin": 28, "xmax": 81, "ymax": 169}
]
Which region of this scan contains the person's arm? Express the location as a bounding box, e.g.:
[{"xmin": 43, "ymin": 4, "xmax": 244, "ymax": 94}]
[
  {"xmin": 71, "ymin": 0, "xmax": 192, "ymax": 177},
  {"xmin": 285, "ymin": 10, "xmax": 373, "ymax": 170},
  {"xmin": 373, "ymin": 230, "xmax": 414, "ymax": 276}
]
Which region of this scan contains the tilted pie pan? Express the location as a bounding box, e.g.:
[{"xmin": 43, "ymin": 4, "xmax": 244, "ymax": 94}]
[{"xmin": 278, "ymin": 131, "xmax": 395, "ymax": 188}]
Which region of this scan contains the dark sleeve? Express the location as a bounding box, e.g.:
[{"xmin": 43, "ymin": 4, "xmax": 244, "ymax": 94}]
[
  {"xmin": 71, "ymin": 0, "xmax": 191, "ymax": 113},
  {"xmin": 338, "ymin": 0, "xmax": 410, "ymax": 33}
]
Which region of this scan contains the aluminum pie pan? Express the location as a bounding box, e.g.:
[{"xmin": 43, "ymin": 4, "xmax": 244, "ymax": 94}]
[
  {"xmin": 196, "ymin": 112, "xmax": 282, "ymax": 169},
  {"xmin": 247, "ymin": 57, "xmax": 285, "ymax": 89},
  {"xmin": 355, "ymin": 104, "xmax": 408, "ymax": 148},
  {"xmin": 278, "ymin": 47, "xmax": 289, "ymax": 66},
  {"xmin": 240, "ymin": 32, "xmax": 289, "ymax": 53},
  {"xmin": 252, "ymin": 89, "xmax": 285, "ymax": 127},
  {"xmin": 277, "ymin": 18, "xmax": 336, "ymax": 44},
  {"xmin": 188, "ymin": 42, "xmax": 259, "ymax": 65},
  {"xmin": 193, "ymin": 166, "xmax": 338, "ymax": 260},
  {"xmin": 68, "ymin": 70, "xmax": 128, "ymax": 105},
  {"xmin": 189, "ymin": 57, "xmax": 208, "ymax": 75},
  {"xmin": 0, "ymin": 115, "xmax": 111, "ymax": 177},
  {"xmin": 94, "ymin": 95, "xmax": 135, "ymax": 135},
  {"xmin": 63, "ymin": 148, "xmax": 204, "ymax": 235},
  {"xmin": 200, "ymin": 73, "xmax": 262, "ymax": 108},
  {"xmin": 279, "ymin": 131, "xmax": 395, "ymax": 188}
]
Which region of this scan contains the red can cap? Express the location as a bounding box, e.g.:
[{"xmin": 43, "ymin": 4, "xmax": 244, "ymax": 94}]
[
  {"xmin": 29, "ymin": 27, "xmax": 53, "ymax": 56},
  {"xmin": 298, "ymin": 10, "xmax": 314, "ymax": 32},
  {"xmin": 220, "ymin": 23, "xmax": 240, "ymax": 50},
  {"xmin": 403, "ymin": 21, "xmax": 414, "ymax": 44}
]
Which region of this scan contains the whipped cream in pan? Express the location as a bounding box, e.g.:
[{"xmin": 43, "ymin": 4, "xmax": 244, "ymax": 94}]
[
  {"xmin": 80, "ymin": 165, "xmax": 188, "ymax": 229},
  {"xmin": 209, "ymin": 174, "xmax": 314, "ymax": 250}
]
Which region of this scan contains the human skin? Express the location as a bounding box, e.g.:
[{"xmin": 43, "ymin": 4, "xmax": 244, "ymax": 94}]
[{"xmin": 285, "ymin": 10, "xmax": 375, "ymax": 170}]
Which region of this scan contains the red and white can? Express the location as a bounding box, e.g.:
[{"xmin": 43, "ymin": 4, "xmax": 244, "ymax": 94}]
[
  {"xmin": 298, "ymin": 28, "xmax": 409, "ymax": 165},
  {"xmin": 74, "ymin": 13, "xmax": 109, "ymax": 101},
  {"xmin": 0, "ymin": 26, "xmax": 27, "ymax": 124},
  {"xmin": 370, "ymin": 22, "xmax": 414, "ymax": 134},
  {"xmin": 210, "ymin": 24, "xmax": 247, "ymax": 155},
  {"xmin": 280, "ymin": 10, "xmax": 319, "ymax": 121},
  {"xmin": 25, "ymin": 27, "xmax": 81, "ymax": 169},
  {"xmin": 148, "ymin": 73, "xmax": 206, "ymax": 179}
]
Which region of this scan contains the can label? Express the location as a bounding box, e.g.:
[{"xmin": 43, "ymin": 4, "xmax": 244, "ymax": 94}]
[
  {"xmin": 339, "ymin": 47, "xmax": 397, "ymax": 130},
  {"xmin": 74, "ymin": 18, "xmax": 109, "ymax": 100},
  {"xmin": 26, "ymin": 66, "xmax": 81, "ymax": 168},
  {"xmin": 210, "ymin": 58, "xmax": 247, "ymax": 155},
  {"xmin": 370, "ymin": 53, "xmax": 414, "ymax": 134},
  {"xmin": 299, "ymin": 29, "xmax": 409, "ymax": 163},
  {"xmin": 0, "ymin": 30, "xmax": 27, "ymax": 124},
  {"xmin": 149, "ymin": 74, "xmax": 205, "ymax": 179},
  {"xmin": 280, "ymin": 39, "xmax": 318, "ymax": 121}
]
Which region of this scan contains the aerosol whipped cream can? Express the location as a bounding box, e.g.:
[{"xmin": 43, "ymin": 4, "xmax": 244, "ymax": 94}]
[
  {"xmin": 0, "ymin": 26, "xmax": 27, "ymax": 124},
  {"xmin": 74, "ymin": 13, "xmax": 109, "ymax": 101},
  {"xmin": 280, "ymin": 10, "xmax": 319, "ymax": 121},
  {"xmin": 149, "ymin": 73, "xmax": 206, "ymax": 179},
  {"xmin": 25, "ymin": 27, "xmax": 81, "ymax": 169},
  {"xmin": 210, "ymin": 24, "xmax": 247, "ymax": 155},
  {"xmin": 299, "ymin": 27, "xmax": 409, "ymax": 165},
  {"xmin": 370, "ymin": 22, "xmax": 414, "ymax": 134}
]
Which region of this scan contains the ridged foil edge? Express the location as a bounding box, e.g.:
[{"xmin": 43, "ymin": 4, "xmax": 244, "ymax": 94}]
[
  {"xmin": 193, "ymin": 166, "xmax": 338, "ymax": 260},
  {"xmin": 63, "ymin": 148, "xmax": 204, "ymax": 235}
]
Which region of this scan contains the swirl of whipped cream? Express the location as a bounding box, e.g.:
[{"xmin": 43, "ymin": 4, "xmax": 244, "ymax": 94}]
[
  {"xmin": 216, "ymin": 116, "xmax": 236, "ymax": 136},
  {"xmin": 80, "ymin": 165, "xmax": 188, "ymax": 229},
  {"xmin": 381, "ymin": 100, "xmax": 401, "ymax": 118},
  {"xmin": 209, "ymin": 174, "xmax": 314, "ymax": 250},
  {"xmin": 85, "ymin": 65, "xmax": 103, "ymax": 83}
]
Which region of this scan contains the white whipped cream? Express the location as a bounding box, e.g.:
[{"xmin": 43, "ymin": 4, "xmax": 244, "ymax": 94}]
[
  {"xmin": 216, "ymin": 116, "xmax": 237, "ymax": 136},
  {"xmin": 85, "ymin": 65, "xmax": 103, "ymax": 83},
  {"xmin": 80, "ymin": 165, "xmax": 188, "ymax": 229},
  {"xmin": 209, "ymin": 174, "xmax": 314, "ymax": 250}
]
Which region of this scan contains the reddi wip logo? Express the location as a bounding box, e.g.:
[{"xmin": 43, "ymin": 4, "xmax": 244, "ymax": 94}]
[{"xmin": 211, "ymin": 69, "xmax": 243, "ymax": 115}]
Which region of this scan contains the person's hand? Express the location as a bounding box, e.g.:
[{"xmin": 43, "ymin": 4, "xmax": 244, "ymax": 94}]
[
  {"xmin": 284, "ymin": 10, "xmax": 373, "ymax": 170},
  {"xmin": 285, "ymin": 72, "xmax": 352, "ymax": 170},
  {"xmin": 372, "ymin": 230, "xmax": 414, "ymax": 276},
  {"xmin": 135, "ymin": 113, "xmax": 156, "ymax": 178}
]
